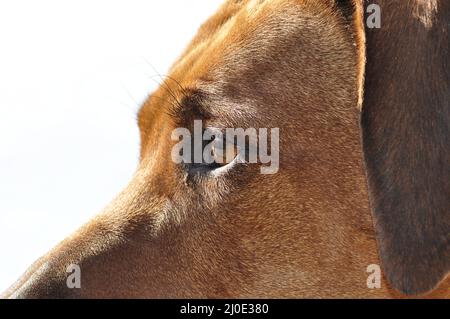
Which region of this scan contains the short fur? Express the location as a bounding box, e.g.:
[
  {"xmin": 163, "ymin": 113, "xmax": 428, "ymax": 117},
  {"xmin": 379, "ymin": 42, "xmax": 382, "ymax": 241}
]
[{"xmin": 2, "ymin": 0, "xmax": 449, "ymax": 298}]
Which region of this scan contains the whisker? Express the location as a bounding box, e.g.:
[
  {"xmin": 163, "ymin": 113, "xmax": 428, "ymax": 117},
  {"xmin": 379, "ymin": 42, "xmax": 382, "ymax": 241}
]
[
  {"xmin": 142, "ymin": 57, "xmax": 186, "ymax": 108},
  {"xmin": 145, "ymin": 94, "xmax": 183, "ymax": 119},
  {"xmin": 147, "ymin": 75, "xmax": 184, "ymax": 112},
  {"xmin": 160, "ymin": 74, "xmax": 189, "ymax": 97}
]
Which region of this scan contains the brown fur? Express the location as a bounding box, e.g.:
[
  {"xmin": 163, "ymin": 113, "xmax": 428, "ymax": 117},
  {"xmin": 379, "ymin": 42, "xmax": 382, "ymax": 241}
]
[{"xmin": 2, "ymin": 0, "xmax": 449, "ymax": 298}]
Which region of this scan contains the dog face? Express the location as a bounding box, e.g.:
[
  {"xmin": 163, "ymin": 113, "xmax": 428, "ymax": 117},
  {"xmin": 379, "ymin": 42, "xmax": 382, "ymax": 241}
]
[
  {"xmin": 2, "ymin": 0, "xmax": 449, "ymax": 298},
  {"xmin": 133, "ymin": 0, "xmax": 373, "ymax": 297}
]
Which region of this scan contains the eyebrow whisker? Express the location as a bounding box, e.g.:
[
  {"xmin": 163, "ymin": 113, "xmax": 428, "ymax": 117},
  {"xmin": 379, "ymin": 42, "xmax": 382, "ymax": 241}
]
[
  {"xmin": 146, "ymin": 94, "xmax": 182, "ymax": 119},
  {"xmin": 161, "ymin": 75, "xmax": 189, "ymax": 97},
  {"xmin": 143, "ymin": 57, "xmax": 187, "ymax": 108},
  {"xmin": 147, "ymin": 75, "xmax": 184, "ymax": 111}
]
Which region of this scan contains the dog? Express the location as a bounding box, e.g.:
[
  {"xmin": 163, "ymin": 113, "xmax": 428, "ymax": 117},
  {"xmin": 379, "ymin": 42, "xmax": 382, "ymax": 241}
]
[{"xmin": 2, "ymin": 0, "xmax": 449, "ymax": 298}]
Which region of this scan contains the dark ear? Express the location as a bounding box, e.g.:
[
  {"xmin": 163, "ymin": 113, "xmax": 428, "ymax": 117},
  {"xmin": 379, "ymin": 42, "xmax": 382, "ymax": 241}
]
[{"xmin": 361, "ymin": 1, "xmax": 449, "ymax": 295}]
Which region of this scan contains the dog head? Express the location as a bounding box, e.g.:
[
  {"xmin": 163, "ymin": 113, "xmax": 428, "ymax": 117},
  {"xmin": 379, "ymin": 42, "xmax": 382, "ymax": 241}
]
[{"xmin": 3, "ymin": 0, "xmax": 449, "ymax": 298}]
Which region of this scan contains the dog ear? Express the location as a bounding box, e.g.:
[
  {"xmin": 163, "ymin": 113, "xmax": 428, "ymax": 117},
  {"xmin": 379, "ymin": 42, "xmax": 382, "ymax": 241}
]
[{"xmin": 361, "ymin": 1, "xmax": 449, "ymax": 295}]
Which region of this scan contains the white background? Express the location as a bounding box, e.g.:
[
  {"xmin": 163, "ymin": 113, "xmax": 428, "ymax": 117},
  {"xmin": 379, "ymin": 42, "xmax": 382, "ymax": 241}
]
[{"xmin": 0, "ymin": 0, "xmax": 223, "ymax": 292}]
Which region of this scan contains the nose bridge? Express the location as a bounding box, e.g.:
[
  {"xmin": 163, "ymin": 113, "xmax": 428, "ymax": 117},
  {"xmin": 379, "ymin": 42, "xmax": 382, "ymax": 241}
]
[{"xmin": 2, "ymin": 167, "xmax": 169, "ymax": 299}]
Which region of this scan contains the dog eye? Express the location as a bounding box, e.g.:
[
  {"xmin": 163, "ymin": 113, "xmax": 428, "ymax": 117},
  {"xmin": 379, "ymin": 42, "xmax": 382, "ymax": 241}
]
[
  {"xmin": 184, "ymin": 129, "xmax": 239, "ymax": 176},
  {"xmin": 208, "ymin": 135, "xmax": 238, "ymax": 166}
]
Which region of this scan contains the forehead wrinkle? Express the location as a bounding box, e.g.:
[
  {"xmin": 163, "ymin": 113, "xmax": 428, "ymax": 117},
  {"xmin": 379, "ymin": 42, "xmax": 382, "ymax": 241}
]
[
  {"xmin": 160, "ymin": 1, "xmax": 306, "ymax": 128},
  {"xmin": 169, "ymin": 0, "xmax": 250, "ymax": 73},
  {"xmin": 161, "ymin": 0, "xmax": 346, "ymax": 94},
  {"xmin": 143, "ymin": 0, "xmax": 347, "ymax": 130},
  {"xmin": 169, "ymin": 0, "xmax": 277, "ymax": 80},
  {"xmin": 176, "ymin": 0, "xmax": 328, "ymax": 78}
]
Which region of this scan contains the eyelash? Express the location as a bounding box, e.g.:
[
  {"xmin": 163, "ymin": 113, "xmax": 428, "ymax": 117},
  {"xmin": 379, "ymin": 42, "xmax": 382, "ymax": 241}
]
[
  {"xmin": 209, "ymin": 135, "xmax": 238, "ymax": 164},
  {"xmin": 186, "ymin": 134, "xmax": 239, "ymax": 175}
]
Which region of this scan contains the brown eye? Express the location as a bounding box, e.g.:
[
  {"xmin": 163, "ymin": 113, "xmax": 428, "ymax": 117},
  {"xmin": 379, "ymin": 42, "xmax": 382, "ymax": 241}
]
[
  {"xmin": 210, "ymin": 135, "xmax": 238, "ymax": 166},
  {"xmin": 187, "ymin": 129, "xmax": 240, "ymax": 176}
]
